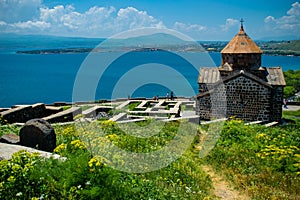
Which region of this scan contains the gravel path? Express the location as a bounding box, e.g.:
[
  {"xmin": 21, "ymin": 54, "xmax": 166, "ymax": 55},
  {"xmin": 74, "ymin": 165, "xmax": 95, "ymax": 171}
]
[{"xmin": 202, "ymin": 165, "xmax": 250, "ymax": 200}]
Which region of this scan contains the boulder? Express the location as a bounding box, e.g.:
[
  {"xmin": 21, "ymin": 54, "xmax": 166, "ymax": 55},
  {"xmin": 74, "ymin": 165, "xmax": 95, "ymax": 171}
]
[
  {"xmin": 20, "ymin": 119, "xmax": 56, "ymax": 152},
  {"xmin": 0, "ymin": 134, "xmax": 20, "ymax": 144}
]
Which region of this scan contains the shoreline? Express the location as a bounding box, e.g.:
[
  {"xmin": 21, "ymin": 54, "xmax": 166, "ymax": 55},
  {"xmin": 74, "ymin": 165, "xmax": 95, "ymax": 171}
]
[
  {"xmin": 0, "ymin": 96, "xmax": 193, "ymax": 110},
  {"xmin": 15, "ymin": 48, "xmax": 300, "ymax": 57}
]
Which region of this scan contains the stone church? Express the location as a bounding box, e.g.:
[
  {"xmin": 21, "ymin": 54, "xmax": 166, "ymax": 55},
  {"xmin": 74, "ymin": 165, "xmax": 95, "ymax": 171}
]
[{"xmin": 196, "ymin": 22, "xmax": 286, "ymax": 122}]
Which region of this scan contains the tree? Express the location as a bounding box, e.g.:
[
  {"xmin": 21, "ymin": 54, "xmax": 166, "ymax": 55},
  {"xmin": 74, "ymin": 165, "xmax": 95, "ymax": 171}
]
[
  {"xmin": 284, "ymin": 70, "xmax": 300, "ymax": 92},
  {"xmin": 284, "ymin": 86, "xmax": 296, "ymax": 98}
]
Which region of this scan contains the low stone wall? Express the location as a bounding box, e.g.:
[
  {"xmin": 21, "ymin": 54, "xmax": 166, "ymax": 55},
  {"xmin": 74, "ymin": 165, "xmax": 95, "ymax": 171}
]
[
  {"xmin": 1, "ymin": 98, "xmax": 194, "ymax": 124},
  {"xmin": 43, "ymin": 107, "xmax": 82, "ymax": 123},
  {"xmin": 287, "ymin": 101, "xmax": 300, "ymax": 106},
  {"xmin": 0, "ymin": 103, "xmax": 48, "ymax": 123}
]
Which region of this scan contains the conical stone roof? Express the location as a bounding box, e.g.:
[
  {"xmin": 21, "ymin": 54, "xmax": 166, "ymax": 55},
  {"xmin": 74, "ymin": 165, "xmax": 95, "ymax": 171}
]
[{"xmin": 221, "ymin": 25, "xmax": 262, "ymax": 54}]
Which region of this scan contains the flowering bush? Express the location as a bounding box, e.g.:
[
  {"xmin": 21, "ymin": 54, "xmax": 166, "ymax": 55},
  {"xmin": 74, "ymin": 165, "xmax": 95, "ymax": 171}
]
[
  {"xmin": 256, "ymin": 131, "xmax": 300, "ymax": 173},
  {"xmin": 0, "ymin": 151, "xmax": 43, "ymax": 199}
]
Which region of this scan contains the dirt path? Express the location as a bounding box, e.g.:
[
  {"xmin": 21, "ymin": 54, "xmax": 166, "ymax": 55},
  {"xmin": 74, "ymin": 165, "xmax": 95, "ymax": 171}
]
[{"xmin": 202, "ymin": 165, "xmax": 250, "ymax": 200}]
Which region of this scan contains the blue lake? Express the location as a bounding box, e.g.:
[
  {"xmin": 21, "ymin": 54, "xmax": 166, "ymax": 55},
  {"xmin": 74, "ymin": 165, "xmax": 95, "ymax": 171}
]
[{"xmin": 0, "ymin": 41, "xmax": 299, "ymax": 107}]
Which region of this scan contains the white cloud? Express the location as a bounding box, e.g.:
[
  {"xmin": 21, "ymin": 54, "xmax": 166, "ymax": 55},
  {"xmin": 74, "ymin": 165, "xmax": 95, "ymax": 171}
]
[
  {"xmin": 12, "ymin": 21, "xmax": 50, "ymax": 30},
  {"xmin": 264, "ymin": 1, "xmax": 300, "ymax": 32},
  {"xmin": 0, "ymin": 1, "xmax": 165, "ymax": 37},
  {"xmin": 174, "ymin": 22, "xmax": 206, "ymax": 32},
  {"xmin": 0, "ymin": 1, "xmax": 263, "ymax": 40},
  {"xmin": 0, "ymin": 0, "xmax": 42, "ymax": 23},
  {"xmin": 0, "ymin": 21, "xmax": 7, "ymax": 26},
  {"xmin": 287, "ymin": 1, "xmax": 300, "ymax": 16},
  {"xmin": 220, "ymin": 18, "xmax": 239, "ymax": 31},
  {"xmin": 264, "ymin": 16, "xmax": 275, "ymax": 23},
  {"xmin": 114, "ymin": 7, "xmax": 165, "ymax": 31}
]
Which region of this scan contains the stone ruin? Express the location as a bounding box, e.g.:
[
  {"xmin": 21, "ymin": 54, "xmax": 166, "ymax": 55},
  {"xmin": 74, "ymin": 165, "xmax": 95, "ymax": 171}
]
[
  {"xmin": 0, "ymin": 98, "xmax": 197, "ymax": 125},
  {"xmin": 0, "ymin": 99, "xmax": 198, "ymax": 156}
]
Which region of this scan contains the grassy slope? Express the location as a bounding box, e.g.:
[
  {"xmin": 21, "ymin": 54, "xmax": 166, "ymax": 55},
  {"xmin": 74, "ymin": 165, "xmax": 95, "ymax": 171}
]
[
  {"xmin": 1, "ymin": 110, "xmax": 299, "ymax": 199},
  {"xmin": 205, "ymin": 115, "xmax": 300, "ymax": 200}
]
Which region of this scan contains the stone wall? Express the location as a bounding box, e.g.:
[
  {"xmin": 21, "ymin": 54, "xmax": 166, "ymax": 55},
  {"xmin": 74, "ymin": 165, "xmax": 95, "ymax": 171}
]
[
  {"xmin": 0, "ymin": 103, "xmax": 63, "ymax": 124},
  {"xmin": 225, "ymin": 76, "xmax": 271, "ymax": 122},
  {"xmin": 249, "ymin": 69, "xmax": 267, "ymax": 80},
  {"xmin": 196, "ymin": 84, "xmax": 227, "ymax": 120},
  {"xmin": 196, "ymin": 93, "xmax": 211, "ymax": 119},
  {"xmin": 197, "ymin": 75, "xmax": 273, "ymax": 122},
  {"xmin": 0, "ymin": 103, "xmax": 46, "ymax": 123},
  {"xmin": 270, "ymin": 86, "xmax": 284, "ymax": 122},
  {"xmin": 222, "ymin": 53, "xmax": 261, "ymax": 70}
]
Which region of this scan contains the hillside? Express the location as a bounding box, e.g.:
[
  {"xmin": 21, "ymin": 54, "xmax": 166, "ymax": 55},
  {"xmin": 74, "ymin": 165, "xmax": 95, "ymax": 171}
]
[
  {"xmin": 258, "ymin": 40, "xmax": 300, "ymax": 56},
  {"xmin": 203, "ymin": 40, "xmax": 300, "ymax": 56},
  {"xmin": 1, "ymin": 110, "xmax": 299, "ymax": 199}
]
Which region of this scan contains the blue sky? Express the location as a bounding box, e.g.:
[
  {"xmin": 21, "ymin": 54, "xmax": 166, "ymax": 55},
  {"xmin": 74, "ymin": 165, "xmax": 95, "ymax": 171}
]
[{"xmin": 0, "ymin": 0, "xmax": 299, "ymax": 40}]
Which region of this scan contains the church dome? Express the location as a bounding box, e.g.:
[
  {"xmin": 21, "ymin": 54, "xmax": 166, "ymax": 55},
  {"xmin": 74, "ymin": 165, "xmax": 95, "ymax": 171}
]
[{"xmin": 221, "ymin": 23, "xmax": 262, "ymax": 54}]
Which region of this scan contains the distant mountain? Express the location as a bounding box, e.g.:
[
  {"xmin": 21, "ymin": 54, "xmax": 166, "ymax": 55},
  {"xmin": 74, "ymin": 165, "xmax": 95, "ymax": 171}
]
[
  {"xmin": 101, "ymin": 33, "xmax": 201, "ymax": 50},
  {"xmin": 258, "ymin": 40, "xmax": 300, "ymax": 56},
  {"xmin": 4, "ymin": 33, "xmax": 300, "ymax": 55},
  {"xmin": 0, "ymin": 34, "xmax": 105, "ymax": 52},
  {"xmin": 2, "ymin": 33, "xmax": 205, "ymax": 53},
  {"xmin": 258, "ymin": 35, "xmax": 300, "ymax": 41}
]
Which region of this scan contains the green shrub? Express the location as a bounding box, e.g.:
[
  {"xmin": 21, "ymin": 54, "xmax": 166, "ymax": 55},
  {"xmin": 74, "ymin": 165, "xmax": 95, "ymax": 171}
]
[{"xmin": 0, "ymin": 151, "xmax": 44, "ymax": 199}]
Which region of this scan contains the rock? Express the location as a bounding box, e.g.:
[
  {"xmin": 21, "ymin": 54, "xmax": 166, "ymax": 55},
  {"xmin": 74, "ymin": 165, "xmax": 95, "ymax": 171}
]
[
  {"xmin": 20, "ymin": 119, "xmax": 56, "ymax": 152},
  {"xmin": 0, "ymin": 134, "xmax": 20, "ymax": 144}
]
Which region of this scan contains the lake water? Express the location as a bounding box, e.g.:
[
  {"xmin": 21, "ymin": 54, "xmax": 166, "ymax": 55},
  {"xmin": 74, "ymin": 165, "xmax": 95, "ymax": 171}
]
[{"xmin": 0, "ymin": 37, "xmax": 299, "ymax": 107}]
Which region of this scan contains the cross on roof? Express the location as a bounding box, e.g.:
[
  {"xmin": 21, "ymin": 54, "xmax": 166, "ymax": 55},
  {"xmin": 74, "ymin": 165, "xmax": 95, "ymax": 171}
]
[{"xmin": 240, "ymin": 18, "xmax": 244, "ymax": 31}]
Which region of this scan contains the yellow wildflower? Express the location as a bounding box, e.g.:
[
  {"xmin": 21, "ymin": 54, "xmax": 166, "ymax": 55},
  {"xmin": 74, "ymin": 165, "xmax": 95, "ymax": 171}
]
[
  {"xmin": 88, "ymin": 157, "xmax": 102, "ymax": 168},
  {"xmin": 70, "ymin": 140, "xmax": 86, "ymax": 150},
  {"xmin": 53, "ymin": 143, "xmax": 66, "ymax": 153}
]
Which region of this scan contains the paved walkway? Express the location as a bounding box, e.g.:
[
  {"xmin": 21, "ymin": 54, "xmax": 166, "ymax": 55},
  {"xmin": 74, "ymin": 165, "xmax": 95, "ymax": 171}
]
[
  {"xmin": 283, "ymin": 105, "xmax": 300, "ymax": 111},
  {"xmin": 181, "ymin": 110, "xmax": 196, "ymax": 117}
]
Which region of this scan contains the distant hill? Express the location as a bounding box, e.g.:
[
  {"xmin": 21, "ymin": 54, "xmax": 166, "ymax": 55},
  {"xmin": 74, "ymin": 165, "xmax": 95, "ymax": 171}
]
[
  {"xmin": 258, "ymin": 40, "xmax": 300, "ymax": 56},
  {"xmin": 201, "ymin": 40, "xmax": 300, "ymax": 56},
  {"xmin": 11, "ymin": 33, "xmax": 205, "ymax": 54},
  {"xmin": 2, "ymin": 33, "xmax": 299, "ymax": 56}
]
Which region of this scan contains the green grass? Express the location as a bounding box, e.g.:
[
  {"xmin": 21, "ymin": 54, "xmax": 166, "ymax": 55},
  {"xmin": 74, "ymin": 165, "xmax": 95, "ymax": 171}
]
[
  {"xmin": 0, "ymin": 124, "xmax": 21, "ymax": 137},
  {"xmin": 204, "ymin": 119, "xmax": 300, "ymax": 199},
  {"xmin": 128, "ymin": 102, "xmax": 141, "ymax": 111},
  {"xmin": 283, "ymin": 109, "xmax": 300, "ymax": 117},
  {"xmin": 1, "ymin": 115, "xmax": 299, "ymax": 199},
  {"xmin": 62, "ymin": 105, "xmax": 71, "ymax": 111},
  {"xmin": 282, "ymin": 109, "xmax": 300, "ymax": 124},
  {"xmin": 80, "ymin": 105, "xmax": 93, "ymax": 111},
  {"xmin": 0, "ymin": 120, "xmax": 213, "ymax": 199}
]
